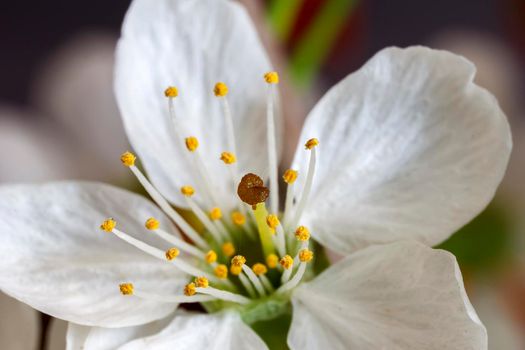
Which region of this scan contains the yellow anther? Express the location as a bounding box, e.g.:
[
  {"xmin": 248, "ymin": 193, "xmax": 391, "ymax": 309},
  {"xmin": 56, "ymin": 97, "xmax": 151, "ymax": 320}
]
[
  {"xmin": 222, "ymin": 242, "xmax": 236, "ymax": 258},
  {"xmin": 266, "ymin": 214, "xmax": 280, "ymax": 233},
  {"xmin": 185, "ymin": 137, "xmax": 199, "ymax": 152},
  {"xmin": 266, "ymin": 254, "xmax": 278, "ymax": 269},
  {"xmin": 180, "ymin": 185, "xmax": 195, "ymax": 197},
  {"xmin": 165, "ymin": 247, "xmax": 180, "ymax": 261},
  {"xmin": 305, "ymin": 138, "xmax": 319, "ymax": 150},
  {"xmin": 252, "ymin": 263, "xmax": 268, "ymax": 276},
  {"xmin": 214, "ymin": 264, "xmax": 228, "ymax": 279},
  {"xmin": 231, "ymin": 255, "xmax": 246, "ymax": 267},
  {"xmin": 120, "ymin": 151, "xmax": 136, "ymax": 167},
  {"xmin": 220, "ymin": 152, "xmax": 237, "ymax": 164},
  {"xmin": 230, "ymin": 264, "xmax": 242, "ymax": 276},
  {"xmin": 205, "ymin": 250, "xmax": 218, "ymax": 264},
  {"xmin": 295, "ymin": 226, "xmax": 310, "ymax": 241},
  {"xmin": 283, "ymin": 169, "xmax": 298, "ymax": 184},
  {"xmin": 100, "ymin": 218, "xmax": 116, "ymax": 232},
  {"xmin": 209, "ymin": 207, "xmax": 222, "ymax": 221},
  {"xmin": 119, "ymin": 283, "xmax": 134, "ymax": 296},
  {"xmin": 214, "ymin": 82, "xmax": 228, "ymax": 97},
  {"xmin": 164, "ymin": 86, "xmax": 178, "ymax": 98},
  {"xmin": 184, "ymin": 282, "xmax": 196, "ymax": 296},
  {"xmin": 231, "ymin": 211, "xmax": 246, "ymax": 226},
  {"xmin": 299, "ymin": 249, "xmax": 314, "ymax": 263},
  {"xmin": 145, "ymin": 217, "xmax": 160, "ymax": 230},
  {"xmin": 264, "ymin": 71, "xmax": 279, "ymax": 84},
  {"xmin": 194, "ymin": 276, "xmax": 209, "ymax": 288},
  {"xmin": 280, "ymin": 255, "xmax": 294, "ymax": 270}
]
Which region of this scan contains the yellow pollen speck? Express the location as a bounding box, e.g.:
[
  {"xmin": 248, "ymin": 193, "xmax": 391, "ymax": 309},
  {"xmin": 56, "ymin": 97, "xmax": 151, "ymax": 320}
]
[
  {"xmin": 165, "ymin": 247, "xmax": 180, "ymax": 261},
  {"xmin": 145, "ymin": 217, "xmax": 160, "ymax": 230},
  {"xmin": 120, "ymin": 151, "xmax": 136, "ymax": 167},
  {"xmin": 305, "ymin": 138, "xmax": 319, "ymax": 150},
  {"xmin": 280, "ymin": 255, "xmax": 294, "ymax": 270},
  {"xmin": 184, "ymin": 282, "xmax": 196, "ymax": 296},
  {"xmin": 214, "ymin": 264, "xmax": 228, "ymax": 279},
  {"xmin": 264, "ymin": 71, "xmax": 279, "ymax": 84},
  {"xmin": 100, "ymin": 218, "xmax": 116, "ymax": 232},
  {"xmin": 252, "ymin": 263, "xmax": 267, "ymax": 276},
  {"xmin": 266, "ymin": 214, "xmax": 280, "ymax": 233},
  {"xmin": 222, "ymin": 242, "xmax": 236, "ymax": 257},
  {"xmin": 209, "ymin": 207, "xmax": 222, "ymax": 221},
  {"xmin": 295, "ymin": 226, "xmax": 310, "ymax": 241},
  {"xmin": 220, "ymin": 152, "xmax": 236, "ymax": 164},
  {"xmin": 180, "ymin": 186, "xmax": 195, "ymax": 197},
  {"xmin": 299, "ymin": 249, "xmax": 314, "ymax": 263},
  {"xmin": 283, "ymin": 169, "xmax": 298, "ymax": 184},
  {"xmin": 164, "ymin": 86, "xmax": 178, "ymax": 98},
  {"xmin": 231, "ymin": 255, "xmax": 246, "ymax": 267},
  {"xmin": 230, "ymin": 264, "xmax": 242, "ymax": 276},
  {"xmin": 214, "ymin": 82, "xmax": 228, "ymax": 97},
  {"xmin": 194, "ymin": 276, "xmax": 209, "ymax": 288},
  {"xmin": 231, "ymin": 211, "xmax": 246, "ymax": 226},
  {"xmin": 205, "ymin": 250, "xmax": 218, "ymax": 264},
  {"xmin": 119, "ymin": 283, "xmax": 134, "ymax": 296},
  {"xmin": 266, "ymin": 254, "xmax": 278, "ymax": 269},
  {"xmin": 185, "ymin": 137, "xmax": 199, "ymax": 152}
]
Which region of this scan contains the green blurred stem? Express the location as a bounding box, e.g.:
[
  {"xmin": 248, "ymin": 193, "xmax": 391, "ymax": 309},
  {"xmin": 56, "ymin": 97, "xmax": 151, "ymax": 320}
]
[{"xmin": 268, "ymin": 0, "xmax": 304, "ymax": 41}]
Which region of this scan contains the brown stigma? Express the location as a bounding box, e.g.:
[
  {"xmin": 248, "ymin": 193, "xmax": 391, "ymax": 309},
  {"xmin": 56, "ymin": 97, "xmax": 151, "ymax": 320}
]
[{"xmin": 237, "ymin": 173, "xmax": 269, "ymax": 209}]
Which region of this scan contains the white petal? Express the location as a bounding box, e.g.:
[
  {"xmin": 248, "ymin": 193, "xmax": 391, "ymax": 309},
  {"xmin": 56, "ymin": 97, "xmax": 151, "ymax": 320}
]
[
  {"xmin": 115, "ymin": 0, "xmax": 275, "ymax": 209},
  {"xmin": 291, "ymin": 46, "xmax": 511, "ymax": 253},
  {"xmin": 0, "ymin": 292, "xmax": 39, "ymax": 350},
  {"xmin": 118, "ymin": 311, "xmax": 268, "ymax": 350},
  {"xmin": 0, "ymin": 182, "xmax": 187, "ymax": 327},
  {"xmin": 67, "ymin": 315, "xmax": 172, "ymax": 350},
  {"xmin": 289, "ymin": 241, "xmax": 487, "ymax": 350}
]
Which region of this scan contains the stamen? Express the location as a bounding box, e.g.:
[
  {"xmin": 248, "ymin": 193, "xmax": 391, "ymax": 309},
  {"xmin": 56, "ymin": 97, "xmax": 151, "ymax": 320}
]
[
  {"xmin": 205, "ymin": 250, "xmax": 218, "ymax": 264},
  {"xmin": 184, "ymin": 282, "xmax": 196, "ymax": 296},
  {"xmin": 145, "ymin": 218, "xmax": 205, "ymax": 259},
  {"xmin": 280, "ymin": 255, "xmax": 294, "ymax": 284},
  {"xmin": 253, "ymin": 263, "xmax": 275, "ymax": 293},
  {"xmin": 180, "ymin": 185, "xmax": 195, "ymax": 197},
  {"xmin": 214, "ymin": 264, "xmax": 228, "ymax": 279},
  {"xmin": 231, "ymin": 211, "xmax": 246, "ymax": 226},
  {"xmin": 220, "ymin": 152, "xmax": 236, "ymax": 164},
  {"xmin": 230, "ymin": 264, "xmax": 256, "ymax": 298},
  {"xmin": 295, "ymin": 226, "xmax": 310, "ymax": 241},
  {"xmin": 278, "ymin": 249, "xmax": 314, "ymax": 293},
  {"xmin": 183, "ymin": 189, "xmax": 225, "ymax": 243},
  {"xmin": 164, "ymin": 86, "xmax": 178, "ymax": 98},
  {"xmin": 120, "ymin": 152, "xmax": 136, "ymax": 167},
  {"xmin": 288, "ymin": 140, "xmax": 318, "ymax": 231},
  {"xmin": 213, "ymin": 82, "xmax": 228, "ymax": 97},
  {"xmin": 266, "ymin": 254, "xmax": 279, "ymax": 269},
  {"xmin": 119, "ymin": 283, "xmax": 134, "ymax": 295},
  {"xmin": 282, "ymin": 169, "xmax": 298, "ymax": 228},
  {"xmin": 185, "ymin": 136, "xmax": 199, "ymax": 152},
  {"xmin": 134, "ymin": 289, "xmax": 214, "ymax": 303},
  {"xmin": 165, "ymin": 247, "xmax": 180, "ymax": 261},
  {"xmin": 264, "ymin": 71, "xmax": 280, "ymax": 214},
  {"xmin": 103, "ymin": 222, "xmax": 214, "ymax": 280},
  {"xmin": 120, "ymin": 154, "xmax": 207, "ymax": 249},
  {"xmin": 266, "ymin": 214, "xmax": 286, "ymax": 257},
  {"xmin": 209, "ymin": 207, "xmax": 222, "ymax": 221},
  {"xmin": 195, "ymin": 286, "xmax": 251, "ymax": 305},
  {"xmin": 241, "ymin": 264, "xmax": 266, "ymax": 297},
  {"xmin": 100, "ymin": 218, "xmax": 116, "ymax": 232},
  {"xmin": 231, "ymin": 255, "xmax": 247, "ymax": 267},
  {"xmin": 221, "ymin": 242, "xmax": 236, "ymax": 258},
  {"xmin": 194, "ymin": 276, "xmax": 209, "ymax": 288}
]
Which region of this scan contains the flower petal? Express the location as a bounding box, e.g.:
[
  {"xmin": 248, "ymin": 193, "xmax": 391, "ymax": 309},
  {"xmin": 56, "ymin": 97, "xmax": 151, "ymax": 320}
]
[
  {"xmin": 0, "ymin": 182, "xmax": 187, "ymax": 327},
  {"xmin": 288, "ymin": 241, "xmax": 487, "ymax": 350},
  {"xmin": 115, "ymin": 0, "xmax": 275, "ymax": 209},
  {"xmin": 67, "ymin": 315, "xmax": 172, "ymax": 350},
  {"xmin": 118, "ymin": 311, "xmax": 268, "ymax": 350},
  {"xmin": 291, "ymin": 46, "xmax": 511, "ymax": 253}
]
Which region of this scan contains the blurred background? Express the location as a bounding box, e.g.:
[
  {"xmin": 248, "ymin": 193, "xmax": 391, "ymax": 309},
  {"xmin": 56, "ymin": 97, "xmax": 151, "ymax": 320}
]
[{"xmin": 0, "ymin": 0, "xmax": 524, "ymax": 349}]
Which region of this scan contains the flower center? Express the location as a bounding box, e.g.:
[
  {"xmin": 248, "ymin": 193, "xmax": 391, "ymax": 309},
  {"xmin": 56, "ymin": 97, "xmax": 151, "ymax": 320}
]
[{"xmin": 101, "ymin": 72, "xmax": 320, "ymax": 317}]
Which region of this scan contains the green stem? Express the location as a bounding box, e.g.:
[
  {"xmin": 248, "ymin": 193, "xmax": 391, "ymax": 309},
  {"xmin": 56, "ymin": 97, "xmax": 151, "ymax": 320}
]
[{"xmin": 253, "ymin": 203, "xmax": 276, "ymax": 258}]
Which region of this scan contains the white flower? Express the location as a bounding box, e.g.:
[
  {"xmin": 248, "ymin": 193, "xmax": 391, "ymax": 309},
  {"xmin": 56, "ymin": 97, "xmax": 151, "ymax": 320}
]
[{"xmin": 0, "ymin": 0, "xmax": 512, "ymax": 349}]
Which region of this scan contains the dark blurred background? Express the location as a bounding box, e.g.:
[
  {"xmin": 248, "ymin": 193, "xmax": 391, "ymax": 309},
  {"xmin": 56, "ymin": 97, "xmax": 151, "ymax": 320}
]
[{"xmin": 1, "ymin": 0, "xmax": 524, "ymax": 349}]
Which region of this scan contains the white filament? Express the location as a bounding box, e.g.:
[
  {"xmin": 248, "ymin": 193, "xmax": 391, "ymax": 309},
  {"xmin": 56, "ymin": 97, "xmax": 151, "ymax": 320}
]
[
  {"xmin": 134, "ymin": 290, "xmax": 215, "ymax": 303},
  {"xmin": 289, "ymin": 147, "xmax": 317, "ymax": 231},
  {"xmin": 196, "ymin": 287, "xmax": 251, "ymax": 305},
  {"xmin": 154, "ymin": 228, "xmax": 205, "ymax": 259},
  {"xmin": 278, "ymin": 262, "xmax": 307, "ymax": 294},
  {"xmin": 242, "ymin": 265, "xmax": 266, "ymax": 297},
  {"xmin": 185, "ymin": 197, "xmax": 224, "ymax": 244},
  {"xmin": 266, "ymin": 84, "xmax": 279, "ymax": 214}
]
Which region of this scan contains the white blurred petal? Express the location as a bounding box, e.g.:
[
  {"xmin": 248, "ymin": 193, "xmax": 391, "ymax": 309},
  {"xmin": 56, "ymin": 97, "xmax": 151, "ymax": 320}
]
[{"xmin": 292, "ymin": 46, "xmax": 511, "ymax": 253}]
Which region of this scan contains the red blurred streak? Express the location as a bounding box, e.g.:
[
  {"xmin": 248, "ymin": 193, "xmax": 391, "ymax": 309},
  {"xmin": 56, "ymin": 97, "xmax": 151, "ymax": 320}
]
[{"xmin": 286, "ymin": 0, "xmax": 325, "ymax": 51}]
